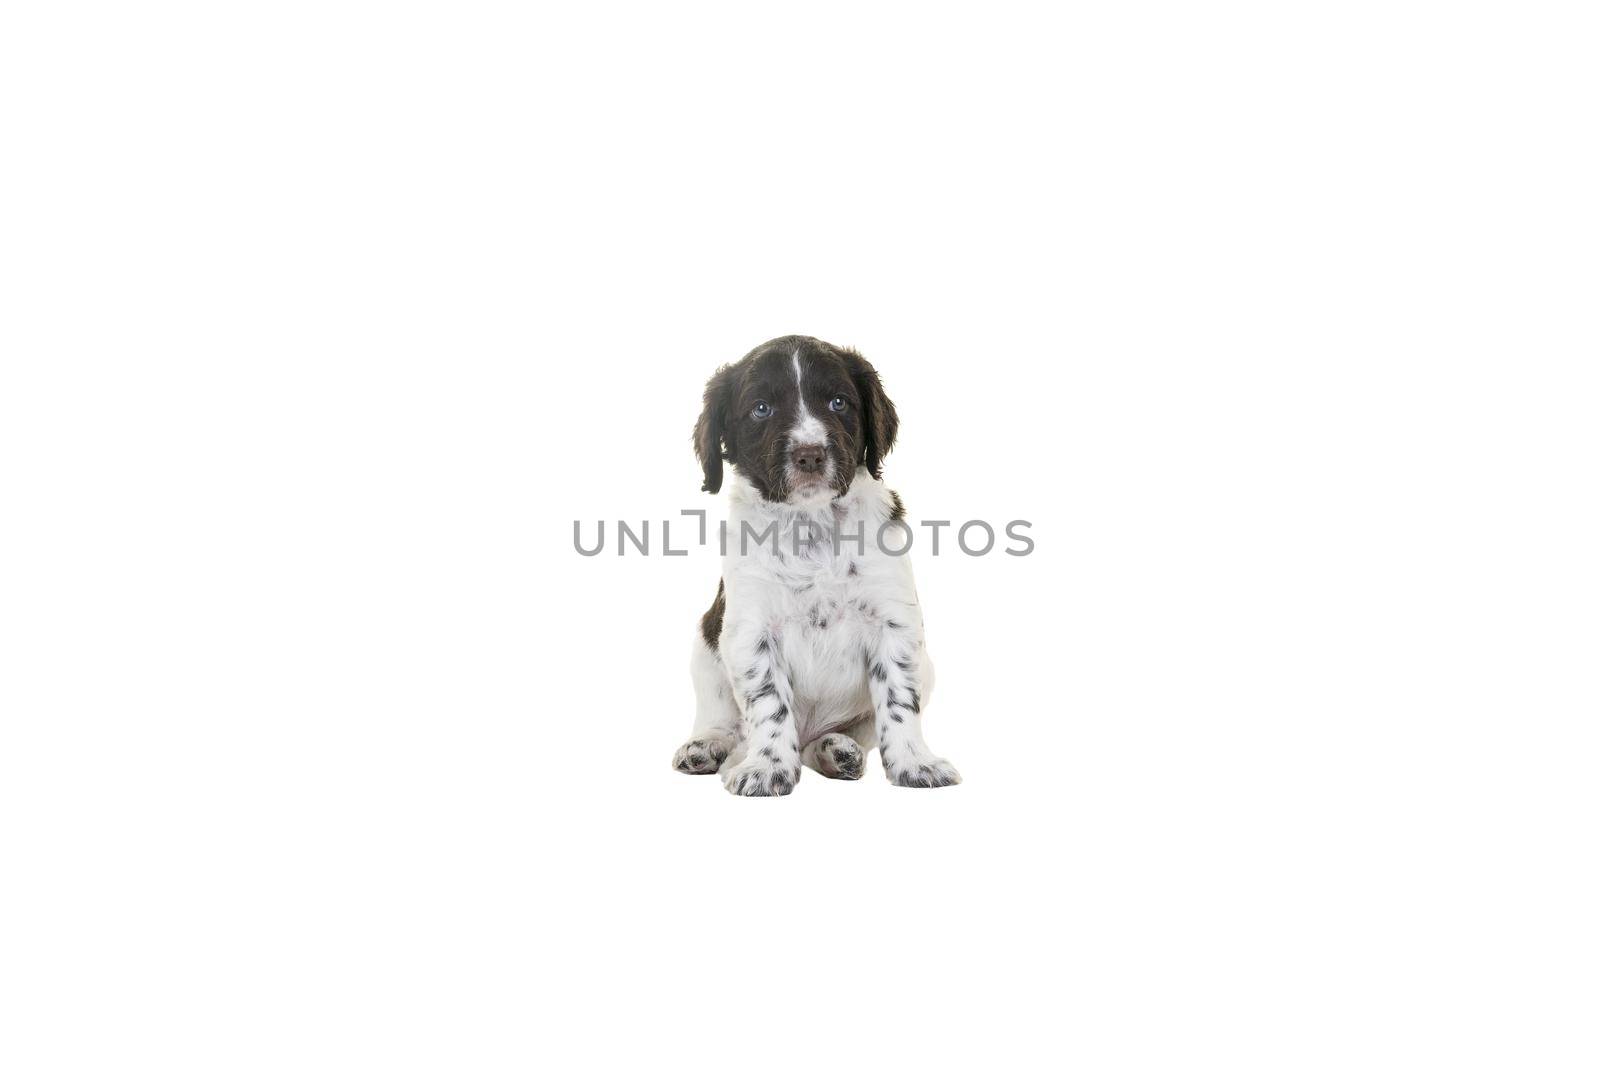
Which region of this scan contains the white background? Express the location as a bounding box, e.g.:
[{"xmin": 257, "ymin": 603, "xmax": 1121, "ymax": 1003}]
[{"xmin": 3, "ymin": 2, "xmax": 1596, "ymax": 1063}]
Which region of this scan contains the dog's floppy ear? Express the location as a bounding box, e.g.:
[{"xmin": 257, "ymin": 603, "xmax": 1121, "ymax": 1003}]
[
  {"xmin": 694, "ymin": 363, "xmax": 737, "ymax": 493},
  {"xmin": 842, "ymin": 347, "xmax": 899, "ymax": 479}
]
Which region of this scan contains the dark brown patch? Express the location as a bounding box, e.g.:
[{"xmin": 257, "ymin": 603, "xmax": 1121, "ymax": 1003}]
[
  {"xmin": 888, "ymin": 489, "xmax": 905, "ymax": 522},
  {"xmin": 700, "ymin": 579, "xmax": 725, "ymax": 651}
]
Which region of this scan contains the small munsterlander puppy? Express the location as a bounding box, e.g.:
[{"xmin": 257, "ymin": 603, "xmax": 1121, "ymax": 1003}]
[{"xmin": 672, "ymin": 335, "xmax": 960, "ymax": 796}]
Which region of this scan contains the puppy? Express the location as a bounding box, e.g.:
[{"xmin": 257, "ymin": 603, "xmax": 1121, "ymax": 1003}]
[{"xmin": 671, "ymin": 335, "xmax": 961, "ymax": 796}]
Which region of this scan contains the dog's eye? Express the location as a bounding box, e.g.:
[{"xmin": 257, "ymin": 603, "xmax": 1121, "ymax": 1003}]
[
  {"xmin": 752, "ymin": 401, "xmax": 773, "ymax": 419},
  {"xmin": 829, "ymin": 395, "xmax": 847, "ymax": 413}
]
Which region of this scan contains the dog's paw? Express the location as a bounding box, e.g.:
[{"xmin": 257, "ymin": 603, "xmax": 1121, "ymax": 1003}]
[
  {"xmin": 811, "ymin": 734, "xmax": 865, "ymax": 780},
  {"xmin": 886, "ymin": 755, "xmax": 961, "ymax": 789},
  {"xmin": 672, "ymin": 736, "xmax": 730, "ymax": 775},
  {"xmin": 721, "ymin": 757, "xmax": 798, "ymax": 797}
]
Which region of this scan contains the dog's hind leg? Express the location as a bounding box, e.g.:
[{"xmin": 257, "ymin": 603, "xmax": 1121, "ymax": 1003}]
[
  {"xmin": 672, "ymin": 587, "xmax": 741, "ymax": 775},
  {"xmin": 801, "ymin": 716, "xmax": 874, "ymax": 780},
  {"xmin": 802, "ymin": 733, "xmax": 865, "ymax": 780}
]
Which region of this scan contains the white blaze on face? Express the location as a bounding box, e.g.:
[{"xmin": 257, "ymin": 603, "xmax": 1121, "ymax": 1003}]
[{"xmin": 789, "ymin": 350, "xmax": 826, "ymax": 447}]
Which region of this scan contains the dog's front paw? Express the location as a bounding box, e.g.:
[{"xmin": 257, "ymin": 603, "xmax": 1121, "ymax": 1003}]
[
  {"xmin": 721, "ymin": 757, "xmax": 798, "ymax": 797},
  {"xmin": 672, "ymin": 736, "xmax": 730, "ymax": 775},
  {"xmin": 886, "ymin": 755, "xmax": 961, "ymax": 789}
]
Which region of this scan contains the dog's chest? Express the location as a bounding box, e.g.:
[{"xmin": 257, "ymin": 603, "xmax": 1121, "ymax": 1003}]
[{"xmin": 768, "ymin": 550, "xmax": 880, "ymax": 727}]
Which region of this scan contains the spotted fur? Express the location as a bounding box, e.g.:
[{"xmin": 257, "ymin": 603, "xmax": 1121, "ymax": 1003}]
[{"xmin": 673, "ymin": 336, "xmax": 961, "ymax": 796}]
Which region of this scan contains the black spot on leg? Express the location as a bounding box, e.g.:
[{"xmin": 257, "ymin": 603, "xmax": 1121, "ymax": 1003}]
[
  {"xmin": 847, "ymin": 561, "xmax": 859, "ymax": 577},
  {"xmin": 770, "ymin": 705, "xmax": 789, "ymax": 724},
  {"xmin": 890, "ymin": 712, "xmax": 903, "ymax": 723},
  {"xmin": 869, "ymin": 660, "xmax": 888, "ymax": 683}
]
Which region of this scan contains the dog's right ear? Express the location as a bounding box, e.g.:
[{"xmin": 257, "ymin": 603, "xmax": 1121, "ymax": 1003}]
[{"xmin": 694, "ymin": 364, "xmax": 737, "ymax": 493}]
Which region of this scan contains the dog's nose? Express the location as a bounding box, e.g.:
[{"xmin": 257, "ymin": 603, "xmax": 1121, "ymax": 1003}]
[{"xmin": 791, "ymin": 444, "xmax": 826, "ymax": 473}]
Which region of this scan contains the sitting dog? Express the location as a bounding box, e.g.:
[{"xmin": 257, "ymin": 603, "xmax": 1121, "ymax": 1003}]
[{"xmin": 671, "ymin": 335, "xmax": 961, "ymax": 796}]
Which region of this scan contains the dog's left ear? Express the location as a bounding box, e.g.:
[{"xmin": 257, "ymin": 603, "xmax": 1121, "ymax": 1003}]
[
  {"xmin": 694, "ymin": 364, "xmax": 737, "ymax": 493},
  {"xmin": 842, "ymin": 347, "xmax": 899, "ymax": 479}
]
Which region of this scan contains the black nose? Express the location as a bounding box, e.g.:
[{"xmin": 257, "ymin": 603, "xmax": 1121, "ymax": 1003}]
[{"xmin": 791, "ymin": 445, "xmax": 826, "ymax": 473}]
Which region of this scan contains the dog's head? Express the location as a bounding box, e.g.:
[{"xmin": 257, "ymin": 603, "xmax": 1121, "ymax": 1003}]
[{"xmin": 695, "ymin": 335, "xmax": 899, "ymax": 504}]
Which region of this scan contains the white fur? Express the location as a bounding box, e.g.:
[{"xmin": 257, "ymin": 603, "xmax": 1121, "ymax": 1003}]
[
  {"xmin": 789, "ymin": 350, "xmax": 828, "ymax": 447},
  {"xmin": 673, "ymin": 468, "xmax": 961, "ymax": 795}
]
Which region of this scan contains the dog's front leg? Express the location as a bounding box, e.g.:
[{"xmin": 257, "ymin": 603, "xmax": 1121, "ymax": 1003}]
[
  {"xmin": 869, "ymin": 621, "xmax": 961, "ymax": 788},
  {"xmin": 719, "ymin": 630, "xmax": 802, "ymax": 797}
]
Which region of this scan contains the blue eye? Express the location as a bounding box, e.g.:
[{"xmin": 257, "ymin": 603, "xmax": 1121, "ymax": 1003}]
[
  {"xmin": 829, "ymin": 395, "xmax": 847, "ymax": 413},
  {"xmin": 752, "ymin": 401, "xmax": 773, "ymax": 419}
]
